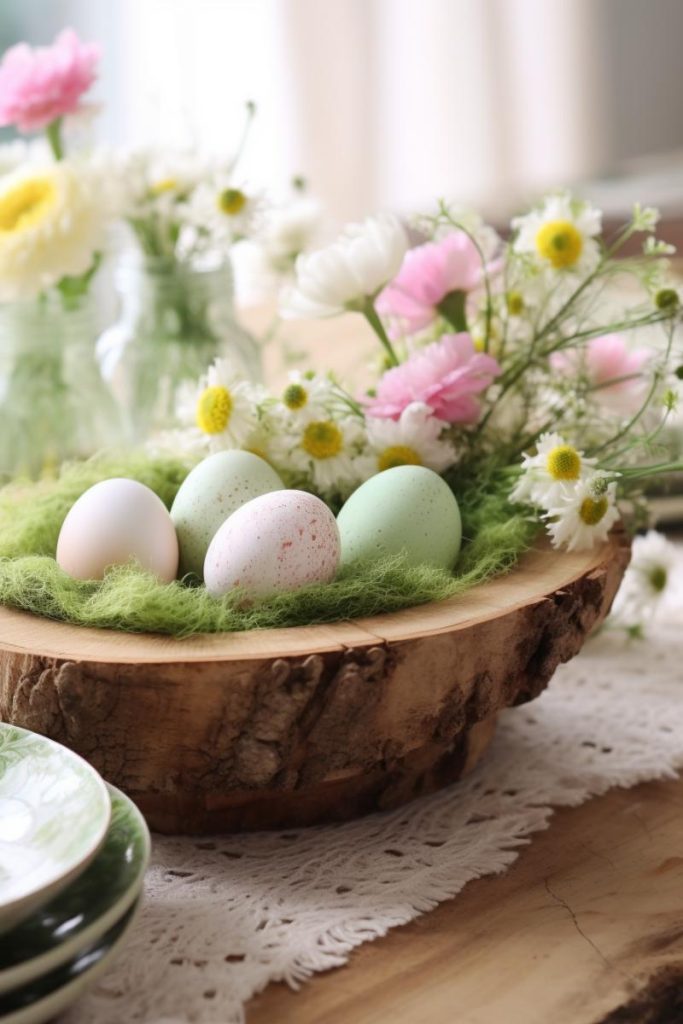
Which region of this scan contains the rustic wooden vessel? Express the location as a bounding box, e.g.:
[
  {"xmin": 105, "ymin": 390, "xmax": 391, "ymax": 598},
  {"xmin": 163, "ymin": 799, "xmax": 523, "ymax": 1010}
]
[{"xmin": 0, "ymin": 531, "xmax": 630, "ymax": 834}]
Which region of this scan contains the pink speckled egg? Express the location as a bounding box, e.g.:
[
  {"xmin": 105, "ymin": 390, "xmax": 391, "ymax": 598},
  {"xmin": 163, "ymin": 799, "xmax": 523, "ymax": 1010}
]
[{"xmin": 204, "ymin": 490, "xmax": 340, "ymax": 598}]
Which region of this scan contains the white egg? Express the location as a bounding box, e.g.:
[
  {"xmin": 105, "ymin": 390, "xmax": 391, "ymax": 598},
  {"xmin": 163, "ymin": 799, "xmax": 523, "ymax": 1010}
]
[
  {"xmin": 204, "ymin": 490, "xmax": 340, "ymax": 598},
  {"xmin": 56, "ymin": 478, "xmax": 179, "ymax": 583}
]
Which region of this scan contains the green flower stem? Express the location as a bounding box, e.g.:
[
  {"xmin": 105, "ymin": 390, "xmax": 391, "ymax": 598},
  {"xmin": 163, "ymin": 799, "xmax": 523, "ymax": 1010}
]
[
  {"xmin": 227, "ymin": 100, "xmax": 257, "ymax": 176},
  {"xmin": 589, "ymin": 322, "xmax": 676, "ymax": 457},
  {"xmin": 45, "ymin": 118, "xmax": 64, "ymax": 161},
  {"xmin": 436, "ymin": 289, "xmax": 468, "ymax": 332},
  {"xmin": 362, "ymin": 300, "xmax": 399, "ymax": 367},
  {"xmin": 617, "ymin": 461, "xmax": 683, "ymax": 480}
]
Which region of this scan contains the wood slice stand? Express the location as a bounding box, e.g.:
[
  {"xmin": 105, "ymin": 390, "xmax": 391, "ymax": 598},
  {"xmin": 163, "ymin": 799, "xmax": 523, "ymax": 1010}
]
[{"xmin": 0, "ymin": 531, "xmax": 630, "ymax": 834}]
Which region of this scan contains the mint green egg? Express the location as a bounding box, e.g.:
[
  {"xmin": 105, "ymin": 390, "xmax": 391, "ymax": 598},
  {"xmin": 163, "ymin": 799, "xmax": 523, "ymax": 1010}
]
[
  {"xmin": 171, "ymin": 451, "xmax": 283, "ymax": 579},
  {"xmin": 337, "ymin": 465, "xmax": 461, "ymax": 571}
]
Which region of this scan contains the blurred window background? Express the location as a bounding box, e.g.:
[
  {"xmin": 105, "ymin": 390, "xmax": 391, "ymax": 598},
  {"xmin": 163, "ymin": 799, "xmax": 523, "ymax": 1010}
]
[{"xmin": 3, "ymin": 0, "xmax": 683, "ymax": 225}]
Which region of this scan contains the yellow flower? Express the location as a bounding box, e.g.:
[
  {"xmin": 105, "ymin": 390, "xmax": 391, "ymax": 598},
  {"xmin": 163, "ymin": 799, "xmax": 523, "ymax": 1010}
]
[
  {"xmin": 0, "ymin": 161, "xmax": 108, "ymax": 302},
  {"xmin": 0, "ymin": 176, "xmax": 57, "ymax": 234}
]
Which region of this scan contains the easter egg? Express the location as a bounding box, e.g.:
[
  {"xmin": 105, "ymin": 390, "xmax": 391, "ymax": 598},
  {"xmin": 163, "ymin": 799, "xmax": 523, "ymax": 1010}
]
[
  {"xmin": 337, "ymin": 465, "xmax": 461, "ymax": 571},
  {"xmin": 56, "ymin": 478, "xmax": 179, "ymax": 582},
  {"xmin": 204, "ymin": 490, "xmax": 340, "ymax": 598},
  {"xmin": 171, "ymin": 451, "xmax": 284, "ymax": 579}
]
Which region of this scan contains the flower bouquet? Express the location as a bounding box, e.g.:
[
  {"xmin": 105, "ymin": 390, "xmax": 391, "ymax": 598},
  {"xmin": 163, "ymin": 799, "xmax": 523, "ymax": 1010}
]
[{"xmin": 0, "ymin": 29, "xmax": 323, "ymax": 474}]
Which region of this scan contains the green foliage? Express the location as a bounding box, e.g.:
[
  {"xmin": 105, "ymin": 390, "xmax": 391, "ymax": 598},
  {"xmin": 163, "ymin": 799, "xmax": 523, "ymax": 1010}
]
[{"xmin": 0, "ymin": 455, "xmax": 535, "ymax": 637}]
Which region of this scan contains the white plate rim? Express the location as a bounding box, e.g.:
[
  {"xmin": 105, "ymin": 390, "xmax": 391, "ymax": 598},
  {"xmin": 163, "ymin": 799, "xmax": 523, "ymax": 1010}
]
[{"xmin": 0, "ymin": 724, "xmax": 111, "ymax": 930}]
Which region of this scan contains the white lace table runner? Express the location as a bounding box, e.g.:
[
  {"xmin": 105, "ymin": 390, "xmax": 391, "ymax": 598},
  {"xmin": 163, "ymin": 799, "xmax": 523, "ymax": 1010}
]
[{"xmin": 68, "ymin": 603, "xmax": 683, "ymax": 1024}]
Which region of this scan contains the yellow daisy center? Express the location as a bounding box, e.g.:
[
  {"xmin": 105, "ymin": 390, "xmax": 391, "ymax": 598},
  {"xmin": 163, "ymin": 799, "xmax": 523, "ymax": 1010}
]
[
  {"xmin": 579, "ymin": 496, "xmax": 608, "ymax": 525},
  {"xmin": 535, "ymin": 219, "xmax": 583, "ymax": 268},
  {"xmin": 546, "ymin": 444, "xmax": 581, "ymax": 481},
  {"xmin": 648, "ymin": 565, "xmax": 667, "ymax": 593},
  {"xmin": 302, "ymin": 421, "xmax": 343, "ymax": 460},
  {"xmin": 218, "ymin": 188, "xmax": 248, "ymax": 216},
  {"xmin": 196, "ymin": 386, "xmax": 233, "ymax": 434},
  {"xmin": 150, "ymin": 178, "xmax": 179, "ymax": 195},
  {"xmin": 0, "ymin": 177, "xmax": 56, "ymax": 234},
  {"xmin": 283, "ymin": 383, "xmax": 308, "ymax": 410},
  {"xmin": 506, "ymin": 290, "xmax": 524, "ymax": 315},
  {"xmin": 377, "ymin": 445, "xmax": 422, "ymax": 471}
]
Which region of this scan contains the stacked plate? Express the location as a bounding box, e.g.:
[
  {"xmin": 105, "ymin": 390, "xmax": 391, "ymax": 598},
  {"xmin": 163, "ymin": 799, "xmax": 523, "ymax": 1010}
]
[{"xmin": 0, "ymin": 724, "xmax": 150, "ymax": 1024}]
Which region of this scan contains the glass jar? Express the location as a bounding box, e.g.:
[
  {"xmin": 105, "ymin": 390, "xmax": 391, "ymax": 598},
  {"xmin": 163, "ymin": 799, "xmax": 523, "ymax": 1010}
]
[
  {"xmin": 0, "ymin": 293, "xmax": 122, "ymax": 482},
  {"xmin": 99, "ymin": 255, "xmax": 262, "ymax": 444}
]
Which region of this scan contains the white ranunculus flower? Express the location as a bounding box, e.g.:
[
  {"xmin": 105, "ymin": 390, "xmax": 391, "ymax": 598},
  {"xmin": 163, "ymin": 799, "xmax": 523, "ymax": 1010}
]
[
  {"xmin": 279, "ymin": 213, "xmax": 408, "ymax": 319},
  {"xmin": 0, "ymin": 159, "xmax": 112, "ymax": 302}
]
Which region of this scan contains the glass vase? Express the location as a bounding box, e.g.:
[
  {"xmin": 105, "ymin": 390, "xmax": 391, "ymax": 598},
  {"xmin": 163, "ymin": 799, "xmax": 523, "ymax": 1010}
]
[
  {"xmin": 99, "ymin": 256, "xmax": 262, "ymax": 444},
  {"xmin": 0, "ymin": 293, "xmax": 122, "ymax": 482}
]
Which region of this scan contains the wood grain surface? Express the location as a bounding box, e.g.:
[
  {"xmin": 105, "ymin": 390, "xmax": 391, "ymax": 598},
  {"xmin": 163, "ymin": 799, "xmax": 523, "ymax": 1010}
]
[{"xmin": 248, "ymin": 774, "xmax": 683, "ymax": 1024}]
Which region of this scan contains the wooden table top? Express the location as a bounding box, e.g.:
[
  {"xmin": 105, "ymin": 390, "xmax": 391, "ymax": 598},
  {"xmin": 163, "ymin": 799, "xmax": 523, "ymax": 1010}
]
[{"xmin": 248, "ymin": 775, "xmax": 683, "ymax": 1023}]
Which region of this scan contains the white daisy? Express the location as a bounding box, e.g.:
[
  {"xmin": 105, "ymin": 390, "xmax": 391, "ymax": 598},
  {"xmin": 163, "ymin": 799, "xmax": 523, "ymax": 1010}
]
[
  {"xmin": 0, "ymin": 159, "xmax": 114, "ymax": 302},
  {"xmin": 360, "ymin": 402, "xmax": 457, "ymax": 477},
  {"xmin": 280, "ymin": 213, "xmax": 408, "ymax": 319},
  {"xmin": 276, "ymin": 414, "xmax": 365, "ymax": 496},
  {"xmin": 543, "ymin": 478, "xmax": 620, "ymax": 551},
  {"xmin": 510, "ymin": 432, "xmax": 598, "ymax": 509},
  {"xmin": 178, "ymin": 358, "xmax": 262, "ymax": 453},
  {"xmin": 512, "ymin": 193, "xmax": 602, "ymax": 275},
  {"xmin": 121, "ymin": 147, "xmax": 206, "ymax": 210},
  {"xmin": 611, "ymin": 530, "xmax": 680, "ymax": 627},
  {"xmin": 184, "ymin": 179, "xmax": 262, "ymax": 245},
  {"xmin": 276, "ymin": 370, "xmax": 335, "ymax": 422}
]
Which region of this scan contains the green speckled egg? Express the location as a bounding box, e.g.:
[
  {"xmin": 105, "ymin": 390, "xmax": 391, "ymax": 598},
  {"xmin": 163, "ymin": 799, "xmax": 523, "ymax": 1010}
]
[
  {"xmin": 337, "ymin": 465, "xmax": 461, "ymax": 571},
  {"xmin": 171, "ymin": 451, "xmax": 283, "ymax": 579}
]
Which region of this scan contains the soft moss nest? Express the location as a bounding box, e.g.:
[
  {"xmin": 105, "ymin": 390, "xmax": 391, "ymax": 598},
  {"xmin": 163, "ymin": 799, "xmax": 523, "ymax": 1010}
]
[{"xmin": 0, "ymin": 455, "xmax": 536, "ymax": 637}]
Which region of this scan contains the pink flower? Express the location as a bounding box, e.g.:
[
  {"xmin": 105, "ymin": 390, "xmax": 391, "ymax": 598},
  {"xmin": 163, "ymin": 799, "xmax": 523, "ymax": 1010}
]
[
  {"xmin": 366, "ymin": 333, "xmax": 501, "ymax": 423},
  {"xmin": 551, "ymin": 334, "xmax": 651, "ymax": 414},
  {"xmin": 376, "ymin": 231, "xmax": 487, "ymax": 336},
  {"xmin": 0, "ymin": 29, "xmax": 100, "ymax": 133}
]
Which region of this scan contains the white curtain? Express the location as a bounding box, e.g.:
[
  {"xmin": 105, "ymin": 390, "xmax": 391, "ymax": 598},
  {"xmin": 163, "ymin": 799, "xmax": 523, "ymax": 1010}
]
[{"xmin": 74, "ymin": 0, "xmax": 611, "ymax": 223}]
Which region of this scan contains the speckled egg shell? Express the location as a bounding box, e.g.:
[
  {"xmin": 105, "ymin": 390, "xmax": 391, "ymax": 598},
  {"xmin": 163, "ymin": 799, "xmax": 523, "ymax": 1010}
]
[
  {"xmin": 337, "ymin": 465, "xmax": 462, "ymax": 571},
  {"xmin": 204, "ymin": 490, "xmax": 341, "ymax": 598},
  {"xmin": 56, "ymin": 478, "xmax": 179, "ymax": 583},
  {"xmin": 171, "ymin": 451, "xmax": 284, "ymax": 579}
]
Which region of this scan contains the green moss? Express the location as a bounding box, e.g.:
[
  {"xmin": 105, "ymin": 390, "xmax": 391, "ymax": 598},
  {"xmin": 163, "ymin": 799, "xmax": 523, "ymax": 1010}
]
[{"xmin": 0, "ymin": 455, "xmax": 536, "ymax": 637}]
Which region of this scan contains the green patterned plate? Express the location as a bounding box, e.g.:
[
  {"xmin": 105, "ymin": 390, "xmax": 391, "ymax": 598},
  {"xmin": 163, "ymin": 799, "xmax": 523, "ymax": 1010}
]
[
  {"xmin": 0, "ymin": 785, "xmax": 149, "ymax": 992},
  {"xmin": 0, "ymin": 900, "xmax": 139, "ymax": 1024},
  {"xmin": 0, "ymin": 724, "xmax": 110, "ymax": 933}
]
